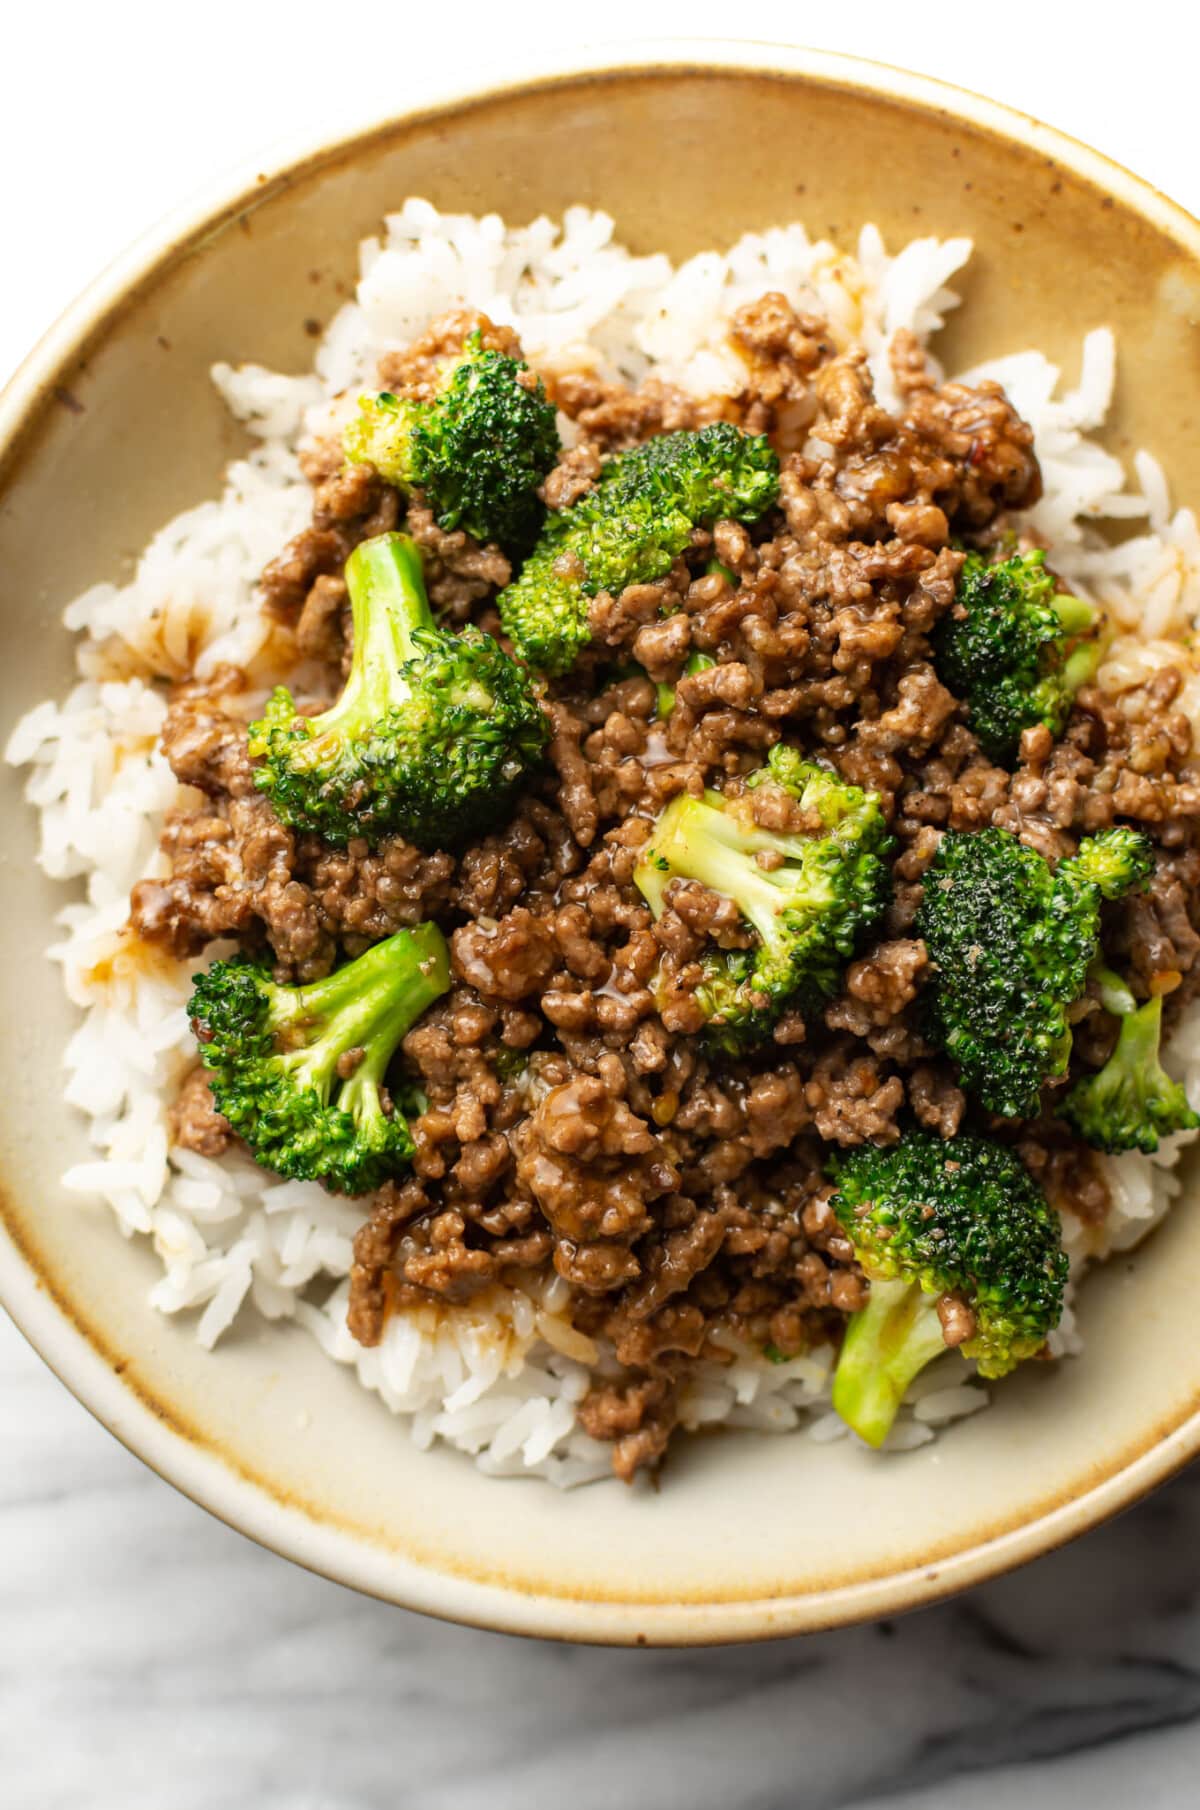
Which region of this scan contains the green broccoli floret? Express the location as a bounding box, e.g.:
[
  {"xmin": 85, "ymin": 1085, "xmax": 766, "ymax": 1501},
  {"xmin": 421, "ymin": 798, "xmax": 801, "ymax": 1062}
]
[
  {"xmin": 830, "ymin": 1130, "xmax": 1068, "ymax": 1447},
  {"xmin": 249, "ymin": 531, "xmax": 547, "ymax": 849},
  {"xmin": 933, "ymin": 549, "xmax": 1104, "ymax": 761},
  {"xmin": 499, "ymin": 423, "xmax": 779, "ymax": 675},
  {"xmin": 189, "ymin": 921, "xmax": 451, "ymax": 1195},
  {"xmin": 917, "ymin": 825, "xmax": 1153, "ymax": 1118},
  {"xmin": 1060, "ymin": 966, "xmax": 1199, "ymax": 1153},
  {"xmin": 633, "ymin": 745, "xmax": 892, "ymax": 1053},
  {"xmin": 343, "ymin": 331, "xmax": 559, "ymax": 551}
]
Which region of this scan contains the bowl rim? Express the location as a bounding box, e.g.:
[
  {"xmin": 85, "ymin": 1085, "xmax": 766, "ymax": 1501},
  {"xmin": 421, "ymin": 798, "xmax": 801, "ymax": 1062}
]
[{"xmin": 4, "ymin": 37, "xmax": 1200, "ymax": 1645}]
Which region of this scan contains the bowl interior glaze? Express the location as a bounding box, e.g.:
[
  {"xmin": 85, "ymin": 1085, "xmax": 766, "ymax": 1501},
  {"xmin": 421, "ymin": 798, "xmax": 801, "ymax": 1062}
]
[{"xmin": 3, "ymin": 46, "xmax": 1200, "ymax": 1642}]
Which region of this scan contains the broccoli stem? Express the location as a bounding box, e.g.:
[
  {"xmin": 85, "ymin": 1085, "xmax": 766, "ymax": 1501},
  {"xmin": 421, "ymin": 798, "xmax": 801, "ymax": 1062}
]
[
  {"xmin": 1089, "ymin": 960, "xmax": 1137, "ymax": 1017},
  {"xmin": 1109, "ymin": 993, "xmax": 1168, "ymax": 1082},
  {"xmin": 637, "ymin": 793, "xmax": 827, "ymax": 955},
  {"xmin": 1061, "ymin": 963, "xmax": 1200, "ymax": 1153},
  {"xmin": 348, "ymin": 528, "xmax": 431, "ymax": 642},
  {"xmin": 1055, "ymin": 594, "xmax": 1105, "ymax": 696},
  {"xmin": 831, "ymin": 1278, "xmax": 950, "ymax": 1448},
  {"xmin": 275, "ymin": 920, "xmax": 450, "ymax": 1102},
  {"xmin": 309, "ymin": 532, "xmax": 429, "ymax": 745},
  {"xmin": 1062, "ymin": 640, "xmax": 1104, "ymax": 695},
  {"xmin": 1051, "ymin": 593, "xmax": 1098, "ymax": 637}
]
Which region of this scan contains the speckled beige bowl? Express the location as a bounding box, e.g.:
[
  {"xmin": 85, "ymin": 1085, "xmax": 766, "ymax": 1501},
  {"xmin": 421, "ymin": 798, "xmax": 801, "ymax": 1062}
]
[{"xmin": 3, "ymin": 42, "xmax": 1200, "ymax": 1644}]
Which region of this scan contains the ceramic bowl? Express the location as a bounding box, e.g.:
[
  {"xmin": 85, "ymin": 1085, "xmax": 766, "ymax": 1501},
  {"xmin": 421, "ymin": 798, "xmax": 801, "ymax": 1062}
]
[{"xmin": 3, "ymin": 42, "xmax": 1200, "ymax": 1644}]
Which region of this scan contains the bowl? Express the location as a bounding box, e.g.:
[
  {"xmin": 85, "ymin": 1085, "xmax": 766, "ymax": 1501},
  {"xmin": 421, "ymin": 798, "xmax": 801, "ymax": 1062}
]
[{"xmin": 3, "ymin": 41, "xmax": 1200, "ymax": 1644}]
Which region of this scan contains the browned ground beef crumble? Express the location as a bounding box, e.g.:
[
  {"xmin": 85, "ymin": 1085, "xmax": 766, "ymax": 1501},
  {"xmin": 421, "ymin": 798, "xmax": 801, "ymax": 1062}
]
[{"xmin": 130, "ymin": 302, "xmax": 1200, "ymax": 1480}]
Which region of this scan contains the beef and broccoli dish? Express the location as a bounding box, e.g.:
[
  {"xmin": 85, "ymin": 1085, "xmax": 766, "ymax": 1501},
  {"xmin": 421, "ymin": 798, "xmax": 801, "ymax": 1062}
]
[{"xmin": 18, "ymin": 207, "xmax": 1200, "ymax": 1483}]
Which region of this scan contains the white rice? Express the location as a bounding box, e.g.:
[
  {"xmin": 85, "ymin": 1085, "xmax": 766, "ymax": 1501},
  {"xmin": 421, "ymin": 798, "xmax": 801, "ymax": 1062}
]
[{"xmin": 10, "ymin": 199, "xmax": 1200, "ymax": 1484}]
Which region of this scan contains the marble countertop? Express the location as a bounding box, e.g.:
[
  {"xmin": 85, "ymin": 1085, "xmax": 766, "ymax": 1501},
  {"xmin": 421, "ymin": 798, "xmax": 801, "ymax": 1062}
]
[{"xmin": 5, "ymin": 1301, "xmax": 1200, "ymax": 1809}]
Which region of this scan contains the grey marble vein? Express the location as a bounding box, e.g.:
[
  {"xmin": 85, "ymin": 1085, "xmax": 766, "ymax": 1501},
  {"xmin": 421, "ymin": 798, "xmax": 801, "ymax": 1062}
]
[{"xmin": 4, "ymin": 1309, "xmax": 1200, "ymax": 1809}]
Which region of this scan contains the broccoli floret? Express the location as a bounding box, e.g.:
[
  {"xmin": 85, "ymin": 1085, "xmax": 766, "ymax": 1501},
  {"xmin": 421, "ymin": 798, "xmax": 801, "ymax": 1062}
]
[
  {"xmin": 917, "ymin": 825, "xmax": 1153, "ymax": 1118},
  {"xmin": 249, "ymin": 531, "xmax": 547, "ymax": 849},
  {"xmin": 1060, "ymin": 967, "xmax": 1199, "ymax": 1152},
  {"xmin": 830, "ymin": 1130, "xmax": 1068, "ymax": 1447},
  {"xmin": 343, "ymin": 331, "xmax": 559, "ymax": 551},
  {"xmin": 633, "ymin": 744, "xmax": 892, "ymax": 1053},
  {"xmin": 933, "ymin": 549, "xmax": 1104, "ymax": 761},
  {"xmin": 499, "ymin": 423, "xmax": 779, "ymax": 675},
  {"xmin": 188, "ymin": 921, "xmax": 451, "ymax": 1195},
  {"xmin": 1063, "ymin": 831, "xmax": 1156, "ymax": 900}
]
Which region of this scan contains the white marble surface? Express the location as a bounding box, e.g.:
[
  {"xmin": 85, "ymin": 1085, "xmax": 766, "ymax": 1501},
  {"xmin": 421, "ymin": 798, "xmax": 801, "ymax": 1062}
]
[
  {"xmin": 6, "ymin": 1297, "xmax": 1200, "ymax": 1809},
  {"xmin": 7, "ymin": 5, "xmax": 1200, "ymax": 1805}
]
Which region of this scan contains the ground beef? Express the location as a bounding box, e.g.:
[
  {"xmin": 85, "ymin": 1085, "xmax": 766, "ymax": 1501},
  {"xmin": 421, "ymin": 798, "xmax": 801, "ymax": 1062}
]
[
  {"xmin": 907, "ymin": 1063, "xmax": 967, "ymax": 1138},
  {"xmin": 168, "ymin": 1064, "xmax": 232, "ymax": 1158},
  {"xmin": 825, "ymin": 939, "xmax": 928, "ymax": 1032},
  {"xmin": 539, "ymin": 441, "xmax": 602, "ymax": 511},
  {"xmin": 578, "ymin": 1373, "xmax": 679, "ymax": 1483},
  {"xmin": 514, "ymin": 1071, "xmax": 678, "ymax": 1288},
  {"xmin": 295, "ymin": 573, "xmax": 349, "ymax": 667},
  {"xmin": 139, "ymin": 301, "xmax": 1200, "ymax": 1482},
  {"xmin": 1018, "ymin": 1130, "xmax": 1114, "ymax": 1226},
  {"xmin": 259, "ymin": 472, "xmax": 401, "ymax": 625},
  {"xmin": 402, "ymin": 500, "xmax": 512, "ymax": 621},
  {"xmin": 552, "ymin": 372, "xmax": 712, "ymax": 450},
  {"xmin": 805, "ymin": 1045, "xmax": 907, "ymax": 1146},
  {"xmin": 450, "ymin": 909, "xmax": 559, "ymax": 1002},
  {"xmin": 131, "ymin": 683, "xmax": 455, "ymax": 978},
  {"xmin": 937, "ymin": 1294, "xmax": 977, "ymax": 1348},
  {"xmin": 132, "ymin": 789, "xmax": 336, "ymax": 978}
]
